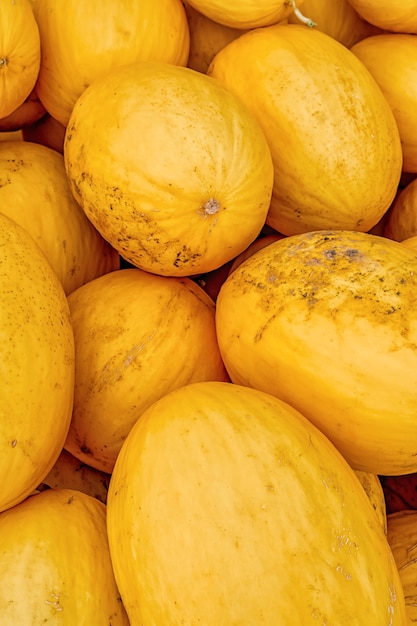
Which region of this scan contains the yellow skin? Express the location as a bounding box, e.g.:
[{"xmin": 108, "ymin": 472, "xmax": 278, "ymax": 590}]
[
  {"xmin": 65, "ymin": 268, "xmax": 228, "ymax": 473},
  {"xmin": 0, "ymin": 489, "xmax": 129, "ymax": 625},
  {"xmin": 385, "ymin": 177, "xmax": 417, "ymax": 242},
  {"xmin": 354, "ymin": 470, "xmax": 387, "ymax": 535},
  {"xmin": 0, "ymin": 140, "xmax": 119, "ymax": 295},
  {"xmin": 351, "ymin": 34, "xmax": 417, "ymax": 174},
  {"xmin": 208, "ymin": 24, "xmax": 403, "ymax": 236},
  {"xmin": 344, "ymin": 0, "xmax": 417, "ymax": 33},
  {"xmin": 184, "ymin": 0, "xmax": 302, "ymax": 28},
  {"xmin": 216, "ymin": 229, "xmax": 417, "ymax": 476},
  {"xmin": 64, "ymin": 61, "xmax": 274, "ymax": 277},
  {"xmin": 0, "ymin": 0, "xmax": 40, "ymax": 119},
  {"xmin": 0, "ymin": 213, "xmax": 74, "ymax": 513},
  {"xmin": 287, "ymin": 0, "xmax": 382, "ymax": 48},
  {"xmin": 107, "ymin": 380, "xmax": 407, "ymax": 625},
  {"xmin": 33, "ymin": 0, "xmax": 190, "ymax": 126}
]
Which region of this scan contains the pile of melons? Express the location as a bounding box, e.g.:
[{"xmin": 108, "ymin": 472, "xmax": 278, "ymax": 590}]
[{"xmin": 1, "ymin": 0, "xmax": 417, "ymax": 624}]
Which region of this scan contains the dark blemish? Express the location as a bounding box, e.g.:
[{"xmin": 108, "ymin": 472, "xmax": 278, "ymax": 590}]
[
  {"xmin": 173, "ymin": 247, "xmax": 201, "ymax": 268},
  {"xmin": 344, "ymin": 248, "xmax": 359, "ymax": 257}
]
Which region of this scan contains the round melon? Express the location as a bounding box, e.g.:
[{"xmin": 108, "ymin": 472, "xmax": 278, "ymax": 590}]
[{"xmin": 64, "ymin": 61, "xmax": 273, "ymax": 277}]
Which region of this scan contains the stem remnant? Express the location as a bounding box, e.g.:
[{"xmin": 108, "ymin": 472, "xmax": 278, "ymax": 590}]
[{"xmin": 288, "ymin": 0, "xmax": 317, "ymax": 28}]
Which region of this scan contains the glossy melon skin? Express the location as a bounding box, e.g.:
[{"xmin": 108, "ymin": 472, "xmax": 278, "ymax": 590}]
[
  {"xmin": 208, "ymin": 24, "xmax": 402, "ymax": 236},
  {"xmin": 33, "ymin": 0, "xmax": 190, "ymax": 126},
  {"xmin": 107, "ymin": 380, "xmax": 407, "ymax": 625},
  {"xmin": 0, "ymin": 140, "xmax": 120, "ymax": 295},
  {"xmin": 0, "ymin": 212, "xmax": 75, "ymax": 513},
  {"xmin": 351, "ymin": 34, "xmax": 417, "ymax": 173},
  {"xmin": 215, "ymin": 230, "xmax": 417, "ymax": 476},
  {"xmin": 65, "ymin": 267, "xmax": 228, "ymax": 473},
  {"xmin": 0, "ymin": 0, "xmax": 40, "ymax": 119},
  {"xmin": 344, "ymin": 0, "xmax": 417, "ymax": 33},
  {"xmin": 0, "ymin": 488, "xmax": 129, "ymax": 625},
  {"xmin": 184, "ymin": 0, "xmax": 296, "ymax": 28},
  {"xmin": 64, "ymin": 61, "xmax": 274, "ymax": 277}
]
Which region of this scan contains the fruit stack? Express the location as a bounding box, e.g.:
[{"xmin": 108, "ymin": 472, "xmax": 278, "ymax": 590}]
[{"xmin": 1, "ymin": 1, "xmax": 417, "ymax": 624}]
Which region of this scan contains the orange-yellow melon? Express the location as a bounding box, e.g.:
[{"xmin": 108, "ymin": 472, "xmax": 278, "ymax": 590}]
[
  {"xmin": 351, "ymin": 34, "xmax": 417, "ymax": 173},
  {"xmin": 215, "ymin": 229, "xmax": 417, "ymax": 475},
  {"xmin": 0, "ymin": 212, "xmax": 74, "ymax": 513},
  {"xmin": 64, "ymin": 61, "xmax": 273, "ymax": 277},
  {"xmin": 107, "ymin": 380, "xmax": 407, "ymax": 625},
  {"xmin": 65, "ymin": 268, "xmax": 228, "ymax": 472},
  {"xmin": 184, "ymin": 0, "xmax": 301, "ymax": 28},
  {"xmin": 0, "ymin": 0, "xmax": 40, "ymax": 120},
  {"xmin": 0, "ymin": 140, "xmax": 119, "ymax": 295},
  {"xmin": 208, "ymin": 24, "xmax": 402, "ymax": 235},
  {"xmin": 345, "ymin": 0, "xmax": 417, "ymax": 33},
  {"xmin": 287, "ymin": 0, "xmax": 382, "ymax": 47},
  {"xmin": 33, "ymin": 0, "xmax": 190, "ymax": 126},
  {"xmin": 0, "ymin": 488, "xmax": 129, "ymax": 624}
]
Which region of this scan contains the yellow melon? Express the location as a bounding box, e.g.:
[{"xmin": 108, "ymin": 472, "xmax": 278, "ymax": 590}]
[
  {"xmin": 33, "ymin": 0, "xmax": 190, "ymax": 126},
  {"xmin": 215, "ymin": 229, "xmax": 417, "ymax": 475},
  {"xmin": 65, "ymin": 268, "xmax": 228, "ymax": 473},
  {"xmin": 64, "ymin": 61, "xmax": 273, "ymax": 277},
  {"xmin": 0, "ymin": 488, "xmax": 129, "ymax": 624},
  {"xmin": 0, "ymin": 140, "xmax": 119, "ymax": 294},
  {"xmin": 0, "ymin": 212, "xmax": 74, "ymax": 512},
  {"xmin": 208, "ymin": 24, "xmax": 402, "ymax": 235},
  {"xmin": 107, "ymin": 380, "xmax": 407, "ymax": 625}
]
